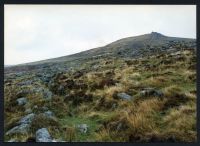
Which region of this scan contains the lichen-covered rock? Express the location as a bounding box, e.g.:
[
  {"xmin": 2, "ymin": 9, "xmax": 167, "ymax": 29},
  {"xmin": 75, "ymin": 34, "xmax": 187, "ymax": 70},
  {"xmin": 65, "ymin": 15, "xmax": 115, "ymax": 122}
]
[
  {"xmin": 17, "ymin": 80, "xmax": 32, "ymax": 86},
  {"xmin": 18, "ymin": 113, "xmax": 35, "ymax": 125},
  {"xmin": 7, "ymin": 139, "xmax": 18, "ymax": 142},
  {"xmin": 6, "ymin": 113, "xmax": 35, "ymax": 136},
  {"xmin": 43, "ymin": 89, "xmax": 53, "ymax": 100},
  {"xmin": 140, "ymin": 88, "xmax": 163, "ymax": 98},
  {"xmin": 36, "ymin": 128, "xmax": 53, "ymax": 142},
  {"xmin": 42, "ymin": 106, "xmax": 48, "ymax": 111},
  {"xmin": 77, "ymin": 124, "xmax": 88, "ymax": 133},
  {"xmin": 117, "ymin": 93, "xmax": 133, "ymax": 100},
  {"xmin": 6, "ymin": 124, "xmax": 30, "ymax": 136},
  {"xmin": 25, "ymin": 108, "xmax": 32, "ymax": 114},
  {"xmin": 16, "ymin": 97, "xmax": 27, "ymax": 106},
  {"xmin": 43, "ymin": 110, "xmax": 55, "ymax": 118}
]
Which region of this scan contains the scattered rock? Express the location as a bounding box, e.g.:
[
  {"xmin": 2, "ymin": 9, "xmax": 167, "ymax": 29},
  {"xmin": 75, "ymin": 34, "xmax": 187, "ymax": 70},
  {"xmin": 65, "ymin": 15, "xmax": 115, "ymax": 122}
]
[
  {"xmin": 43, "ymin": 89, "xmax": 53, "ymax": 100},
  {"xmin": 57, "ymin": 85, "xmax": 65, "ymax": 95},
  {"xmin": 33, "ymin": 105, "xmax": 38, "ymax": 110},
  {"xmin": 16, "ymin": 97, "xmax": 27, "ymax": 106},
  {"xmin": 8, "ymin": 139, "xmax": 18, "ymax": 142},
  {"xmin": 6, "ymin": 113, "xmax": 35, "ymax": 136},
  {"xmin": 117, "ymin": 93, "xmax": 133, "ymax": 100},
  {"xmin": 18, "ymin": 113, "xmax": 35, "ymax": 125},
  {"xmin": 25, "ymin": 108, "xmax": 32, "ymax": 114},
  {"xmin": 140, "ymin": 88, "xmax": 163, "ymax": 98},
  {"xmin": 77, "ymin": 124, "xmax": 88, "ymax": 133},
  {"xmin": 112, "ymin": 103, "xmax": 117, "ymax": 109},
  {"xmin": 42, "ymin": 106, "xmax": 48, "ymax": 111},
  {"xmin": 17, "ymin": 80, "xmax": 32, "ymax": 86},
  {"xmin": 36, "ymin": 128, "xmax": 53, "ymax": 142},
  {"xmin": 73, "ymin": 70, "xmax": 84, "ymax": 78},
  {"xmin": 43, "ymin": 110, "xmax": 55, "ymax": 118},
  {"xmin": 6, "ymin": 123, "xmax": 30, "ymax": 136}
]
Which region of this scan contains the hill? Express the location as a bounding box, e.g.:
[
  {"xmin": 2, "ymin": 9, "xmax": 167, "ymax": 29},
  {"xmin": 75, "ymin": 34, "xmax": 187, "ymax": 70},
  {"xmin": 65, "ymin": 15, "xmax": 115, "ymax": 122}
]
[{"xmin": 4, "ymin": 32, "xmax": 197, "ymax": 142}]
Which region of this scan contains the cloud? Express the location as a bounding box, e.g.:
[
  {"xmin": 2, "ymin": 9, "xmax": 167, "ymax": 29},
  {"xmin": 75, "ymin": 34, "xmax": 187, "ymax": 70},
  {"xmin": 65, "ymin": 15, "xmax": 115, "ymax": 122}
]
[{"xmin": 4, "ymin": 5, "xmax": 196, "ymax": 65}]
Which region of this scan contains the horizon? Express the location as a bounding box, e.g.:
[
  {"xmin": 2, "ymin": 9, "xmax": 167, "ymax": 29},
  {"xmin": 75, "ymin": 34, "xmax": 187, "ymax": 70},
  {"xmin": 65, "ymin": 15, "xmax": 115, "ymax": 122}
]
[
  {"xmin": 5, "ymin": 5, "xmax": 196, "ymax": 65},
  {"xmin": 4, "ymin": 31, "xmax": 196, "ymax": 66}
]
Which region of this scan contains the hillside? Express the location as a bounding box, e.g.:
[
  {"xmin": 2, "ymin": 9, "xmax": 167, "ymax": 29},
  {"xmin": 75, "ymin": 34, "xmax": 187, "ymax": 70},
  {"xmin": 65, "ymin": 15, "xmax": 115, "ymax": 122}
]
[
  {"xmin": 5, "ymin": 32, "xmax": 195, "ymax": 73},
  {"xmin": 4, "ymin": 32, "xmax": 197, "ymax": 142}
]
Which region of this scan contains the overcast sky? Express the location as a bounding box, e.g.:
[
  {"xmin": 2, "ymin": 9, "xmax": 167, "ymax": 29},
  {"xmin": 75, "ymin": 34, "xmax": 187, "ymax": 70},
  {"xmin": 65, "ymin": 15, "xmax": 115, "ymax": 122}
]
[{"xmin": 5, "ymin": 5, "xmax": 196, "ymax": 65}]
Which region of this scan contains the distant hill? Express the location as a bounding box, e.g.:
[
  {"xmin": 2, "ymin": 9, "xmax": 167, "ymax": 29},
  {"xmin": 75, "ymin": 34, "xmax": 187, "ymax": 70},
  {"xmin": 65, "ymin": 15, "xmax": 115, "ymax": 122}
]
[
  {"xmin": 22, "ymin": 32, "xmax": 195, "ymax": 65},
  {"xmin": 5, "ymin": 32, "xmax": 196, "ymax": 73}
]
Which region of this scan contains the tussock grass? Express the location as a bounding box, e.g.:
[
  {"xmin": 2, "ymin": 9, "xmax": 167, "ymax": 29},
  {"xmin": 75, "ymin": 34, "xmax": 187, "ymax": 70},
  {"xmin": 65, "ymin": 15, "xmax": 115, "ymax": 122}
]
[{"xmin": 4, "ymin": 49, "xmax": 196, "ymax": 142}]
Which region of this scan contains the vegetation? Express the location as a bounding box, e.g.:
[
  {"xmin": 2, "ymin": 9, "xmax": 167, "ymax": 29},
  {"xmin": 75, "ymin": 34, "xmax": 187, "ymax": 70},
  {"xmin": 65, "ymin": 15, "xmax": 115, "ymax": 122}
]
[{"xmin": 4, "ymin": 33, "xmax": 196, "ymax": 142}]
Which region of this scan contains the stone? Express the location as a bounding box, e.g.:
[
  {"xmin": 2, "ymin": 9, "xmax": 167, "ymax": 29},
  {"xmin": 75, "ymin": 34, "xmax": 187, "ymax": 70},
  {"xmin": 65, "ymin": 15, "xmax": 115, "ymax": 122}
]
[
  {"xmin": 18, "ymin": 113, "xmax": 35, "ymax": 125},
  {"xmin": 6, "ymin": 113, "xmax": 35, "ymax": 136},
  {"xmin": 8, "ymin": 139, "xmax": 17, "ymax": 142},
  {"xmin": 17, "ymin": 80, "xmax": 32, "ymax": 86},
  {"xmin": 25, "ymin": 108, "xmax": 32, "ymax": 114},
  {"xmin": 16, "ymin": 97, "xmax": 27, "ymax": 106},
  {"xmin": 33, "ymin": 105, "xmax": 38, "ymax": 109},
  {"xmin": 77, "ymin": 124, "xmax": 88, "ymax": 133},
  {"xmin": 140, "ymin": 88, "xmax": 163, "ymax": 98},
  {"xmin": 43, "ymin": 110, "xmax": 54, "ymax": 118},
  {"xmin": 36, "ymin": 128, "xmax": 53, "ymax": 142},
  {"xmin": 43, "ymin": 90, "xmax": 53, "ymax": 100},
  {"xmin": 73, "ymin": 70, "xmax": 84, "ymax": 78},
  {"xmin": 117, "ymin": 93, "xmax": 133, "ymax": 100},
  {"xmin": 6, "ymin": 124, "xmax": 30, "ymax": 136},
  {"xmin": 57, "ymin": 85, "xmax": 65, "ymax": 95},
  {"xmin": 42, "ymin": 106, "xmax": 48, "ymax": 111}
]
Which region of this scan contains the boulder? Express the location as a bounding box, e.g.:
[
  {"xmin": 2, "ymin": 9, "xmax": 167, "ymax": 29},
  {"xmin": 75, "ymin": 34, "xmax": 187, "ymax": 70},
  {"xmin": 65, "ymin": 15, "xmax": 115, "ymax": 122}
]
[
  {"xmin": 77, "ymin": 124, "xmax": 88, "ymax": 133},
  {"xmin": 36, "ymin": 128, "xmax": 53, "ymax": 142},
  {"xmin": 140, "ymin": 88, "xmax": 163, "ymax": 98},
  {"xmin": 117, "ymin": 93, "xmax": 133, "ymax": 100},
  {"xmin": 43, "ymin": 111, "xmax": 55, "ymax": 118},
  {"xmin": 33, "ymin": 105, "xmax": 38, "ymax": 110},
  {"xmin": 6, "ymin": 113, "xmax": 35, "ymax": 136},
  {"xmin": 6, "ymin": 124, "xmax": 30, "ymax": 136},
  {"xmin": 16, "ymin": 97, "xmax": 27, "ymax": 106},
  {"xmin": 18, "ymin": 113, "xmax": 35, "ymax": 125},
  {"xmin": 17, "ymin": 80, "xmax": 32, "ymax": 86}
]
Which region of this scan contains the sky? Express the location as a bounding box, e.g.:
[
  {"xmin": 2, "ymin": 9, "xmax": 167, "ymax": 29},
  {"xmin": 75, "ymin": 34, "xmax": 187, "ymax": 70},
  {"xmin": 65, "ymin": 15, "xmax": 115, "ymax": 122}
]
[{"xmin": 4, "ymin": 5, "xmax": 196, "ymax": 65}]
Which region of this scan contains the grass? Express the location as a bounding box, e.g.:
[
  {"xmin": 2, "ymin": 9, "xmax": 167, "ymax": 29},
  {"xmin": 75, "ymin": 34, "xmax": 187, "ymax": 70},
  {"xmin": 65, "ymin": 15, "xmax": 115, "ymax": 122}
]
[
  {"xmin": 59, "ymin": 115, "xmax": 100, "ymax": 141},
  {"xmin": 4, "ymin": 49, "xmax": 196, "ymax": 142}
]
